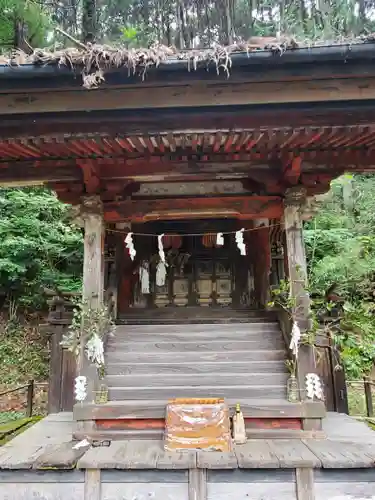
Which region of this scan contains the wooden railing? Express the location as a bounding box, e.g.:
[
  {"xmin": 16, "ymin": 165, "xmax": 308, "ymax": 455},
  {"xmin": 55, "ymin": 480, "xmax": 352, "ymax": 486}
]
[
  {"xmin": 43, "ymin": 288, "xmax": 116, "ymax": 413},
  {"xmin": 276, "ymin": 309, "xmax": 349, "ymax": 412},
  {"xmin": 43, "ymin": 294, "xmax": 78, "ymax": 413},
  {"xmin": 346, "ymin": 378, "xmax": 375, "ymax": 418},
  {"xmin": 0, "ymin": 380, "xmax": 34, "ymax": 418}
]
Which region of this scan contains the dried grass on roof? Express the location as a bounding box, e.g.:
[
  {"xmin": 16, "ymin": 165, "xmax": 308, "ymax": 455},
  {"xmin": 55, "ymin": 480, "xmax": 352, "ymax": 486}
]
[{"xmin": 0, "ymin": 34, "xmax": 374, "ymax": 89}]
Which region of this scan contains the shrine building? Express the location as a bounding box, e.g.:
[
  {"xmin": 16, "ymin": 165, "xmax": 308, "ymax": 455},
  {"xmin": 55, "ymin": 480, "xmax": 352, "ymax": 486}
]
[{"xmin": 0, "ymin": 40, "xmax": 374, "ymax": 438}]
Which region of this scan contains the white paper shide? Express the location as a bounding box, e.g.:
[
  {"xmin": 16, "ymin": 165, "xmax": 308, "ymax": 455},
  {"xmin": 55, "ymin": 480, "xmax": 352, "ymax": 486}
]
[
  {"xmin": 305, "ymin": 373, "xmax": 324, "ymax": 400},
  {"xmin": 235, "ymin": 228, "xmax": 246, "ymax": 255},
  {"xmin": 124, "ymin": 232, "xmax": 136, "ymax": 261},
  {"xmin": 74, "ymin": 375, "xmax": 87, "ymax": 402}
]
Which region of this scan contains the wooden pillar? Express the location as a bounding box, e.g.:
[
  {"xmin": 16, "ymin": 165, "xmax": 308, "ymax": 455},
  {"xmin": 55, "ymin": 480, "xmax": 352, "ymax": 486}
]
[
  {"xmin": 253, "ymin": 219, "xmax": 271, "ymax": 308},
  {"xmin": 284, "ymin": 187, "xmax": 315, "ymax": 402},
  {"xmin": 80, "ymin": 195, "xmax": 105, "ymax": 402},
  {"xmin": 116, "ymin": 222, "xmax": 134, "ymax": 314}
]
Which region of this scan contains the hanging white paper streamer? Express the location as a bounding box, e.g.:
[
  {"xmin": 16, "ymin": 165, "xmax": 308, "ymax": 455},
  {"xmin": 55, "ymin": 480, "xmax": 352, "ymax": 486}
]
[
  {"xmin": 156, "ymin": 261, "xmax": 167, "ymax": 287},
  {"xmin": 124, "ymin": 232, "xmax": 136, "ymax": 261},
  {"xmin": 74, "ymin": 375, "xmax": 87, "ymax": 402},
  {"xmin": 289, "ymin": 321, "xmax": 301, "ymax": 358},
  {"xmin": 158, "ymin": 233, "xmax": 166, "ymax": 263},
  {"xmin": 216, "ymin": 232, "xmax": 224, "ymax": 246},
  {"xmin": 140, "ymin": 262, "xmax": 150, "ymax": 294},
  {"xmin": 86, "ymin": 334, "xmax": 105, "ymax": 367},
  {"xmin": 305, "ymin": 373, "xmax": 324, "ymax": 400},
  {"xmin": 235, "ymin": 228, "xmax": 246, "ymax": 255}
]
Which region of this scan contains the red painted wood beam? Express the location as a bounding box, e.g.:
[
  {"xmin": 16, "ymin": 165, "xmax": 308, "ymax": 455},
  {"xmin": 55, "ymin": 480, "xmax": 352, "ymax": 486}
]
[
  {"xmin": 283, "ymin": 156, "xmax": 302, "ymax": 185},
  {"xmin": 77, "ymin": 159, "xmax": 101, "ymax": 194},
  {"xmin": 103, "ymin": 196, "xmax": 283, "ymax": 223}
]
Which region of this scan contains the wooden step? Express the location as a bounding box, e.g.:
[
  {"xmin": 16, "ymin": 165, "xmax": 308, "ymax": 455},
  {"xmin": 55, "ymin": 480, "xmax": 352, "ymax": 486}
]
[
  {"xmin": 114, "ymin": 323, "xmax": 280, "ymax": 334},
  {"xmin": 111, "ymin": 331, "xmax": 281, "ymax": 343},
  {"xmin": 105, "ymin": 349, "xmax": 287, "ymax": 363},
  {"xmin": 108, "ymin": 385, "xmax": 287, "ymax": 400},
  {"xmin": 106, "ymin": 372, "xmax": 288, "ymax": 388},
  {"xmin": 106, "ymin": 339, "xmax": 284, "ymax": 352},
  {"xmin": 74, "ymin": 399, "xmax": 326, "ymax": 421},
  {"xmin": 106, "ymin": 360, "xmax": 287, "ymax": 375}
]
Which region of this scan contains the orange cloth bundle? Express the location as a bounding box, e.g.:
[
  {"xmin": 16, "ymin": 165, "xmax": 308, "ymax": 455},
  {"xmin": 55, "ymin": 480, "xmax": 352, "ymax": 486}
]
[{"xmin": 164, "ymin": 398, "xmax": 232, "ymax": 451}]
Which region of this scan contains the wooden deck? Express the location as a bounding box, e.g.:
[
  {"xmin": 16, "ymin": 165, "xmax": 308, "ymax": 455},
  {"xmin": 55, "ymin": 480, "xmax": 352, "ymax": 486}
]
[{"xmin": 1, "ymin": 412, "xmax": 375, "ymax": 499}]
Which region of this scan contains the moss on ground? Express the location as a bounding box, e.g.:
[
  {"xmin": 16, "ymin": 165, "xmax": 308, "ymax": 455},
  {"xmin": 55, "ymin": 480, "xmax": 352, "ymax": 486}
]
[{"xmin": 0, "ymin": 416, "xmax": 42, "ymax": 446}]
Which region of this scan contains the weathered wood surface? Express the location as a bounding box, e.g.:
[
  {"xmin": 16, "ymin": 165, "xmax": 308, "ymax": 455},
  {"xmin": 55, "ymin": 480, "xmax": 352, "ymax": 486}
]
[
  {"xmin": 295, "ymin": 468, "xmax": 315, "ymax": 500},
  {"xmin": 106, "ymin": 339, "xmax": 284, "ymax": 352},
  {"xmin": 85, "ymin": 469, "xmax": 101, "ymax": 500},
  {"xmin": 81, "ymin": 198, "xmax": 105, "ymax": 403},
  {"xmin": 322, "ymin": 412, "xmax": 375, "ymax": 442},
  {"xmin": 106, "ymin": 360, "xmax": 287, "ymax": 376},
  {"xmin": 108, "ymin": 384, "xmax": 287, "ymax": 400},
  {"xmin": 106, "ymin": 372, "xmax": 288, "ymax": 388},
  {"xmin": 4, "ymin": 78, "xmax": 375, "ymax": 116},
  {"xmin": 105, "ymin": 320, "xmax": 288, "ymax": 404},
  {"xmin": 78, "ymin": 440, "xmax": 161, "ymax": 469},
  {"xmin": 113, "ymin": 332, "xmax": 281, "ymax": 343},
  {"xmin": 197, "ymin": 451, "xmax": 238, "ymax": 469},
  {"xmin": 207, "ymin": 482, "xmax": 296, "ymax": 500},
  {"xmin": 267, "ymin": 440, "xmax": 321, "ymax": 468},
  {"xmin": 48, "ymin": 325, "xmax": 63, "ymax": 414},
  {"xmin": 114, "ymin": 323, "xmax": 279, "ymax": 333},
  {"xmin": 315, "ymin": 482, "xmax": 375, "ymax": 500},
  {"xmin": 2, "ymin": 413, "xmax": 375, "ymax": 472},
  {"xmin": 235, "ymin": 440, "xmax": 280, "ymax": 468},
  {"xmin": 189, "ymin": 469, "xmax": 207, "ymax": 500},
  {"xmin": 79, "ymin": 441, "xmax": 197, "ymax": 470},
  {"xmin": 104, "ymin": 195, "xmax": 283, "ymax": 223},
  {"xmin": 74, "ymin": 399, "xmax": 325, "ymax": 421},
  {"xmin": 0, "ymin": 483, "xmax": 84, "ymax": 499},
  {"xmin": 106, "ymin": 349, "xmax": 286, "ymax": 364},
  {"xmin": 303, "ymin": 439, "xmax": 375, "ymax": 468},
  {"xmin": 284, "ymin": 188, "xmax": 316, "ymax": 399},
  {"xmin": 102, "ymin": 482, "xmax": 189, "ymax": 500}
]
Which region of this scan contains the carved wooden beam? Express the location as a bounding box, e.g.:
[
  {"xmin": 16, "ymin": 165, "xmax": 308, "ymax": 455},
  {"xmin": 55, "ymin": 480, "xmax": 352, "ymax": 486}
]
[
  {"xmin": 103, "ymin": 196, "xmax": 283, "ymax": 223},
  {"xmin": 77, "ymin": 159, "xmax": 101, "ymax": 194},
  {"xmin": 283, "ymin": 156, "xmax": 302, "ymax": 185}
]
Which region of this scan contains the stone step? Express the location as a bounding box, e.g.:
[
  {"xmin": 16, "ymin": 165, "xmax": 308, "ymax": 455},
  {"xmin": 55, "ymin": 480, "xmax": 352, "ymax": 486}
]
[
  {"xmin": 106, "ymin": 360, "xmax": 287, "ymax": 375},
  {"xmin": 106, "ymin": 372, "xmax": 288, "ymax": 388}
]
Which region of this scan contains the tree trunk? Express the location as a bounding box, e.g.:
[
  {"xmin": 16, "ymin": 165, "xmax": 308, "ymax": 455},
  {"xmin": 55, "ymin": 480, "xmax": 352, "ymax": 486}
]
[
  {"xmin": 225, "ymin": 0, "xmax": 233, "ymax": 44},
  {"xmin": 358, "ymin": 0, "xmax": 366, "ymax": 34},
  {"xmin": 82, "ymin": 0, "xmax": 97, "ymax": 43},
  {"xmin": 248, "ymin": 0, "xmax": 254, "ymax": 36}
]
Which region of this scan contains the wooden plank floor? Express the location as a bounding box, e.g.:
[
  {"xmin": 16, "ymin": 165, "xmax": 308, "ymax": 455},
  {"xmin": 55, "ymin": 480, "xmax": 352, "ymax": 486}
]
[{"xmin": 1, "ymin": 413, "xmax": 375, "ymax": 471}]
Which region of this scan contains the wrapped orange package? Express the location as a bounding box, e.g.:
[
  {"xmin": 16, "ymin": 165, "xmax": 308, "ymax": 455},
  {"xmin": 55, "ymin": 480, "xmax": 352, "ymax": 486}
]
[{"xmin": 164, "ymin": 398, "xmax": 232, "ymax": 451}]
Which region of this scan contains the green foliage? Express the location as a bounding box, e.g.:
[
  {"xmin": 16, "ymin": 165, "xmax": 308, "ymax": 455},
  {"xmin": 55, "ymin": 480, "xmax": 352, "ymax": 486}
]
[
  {"xmin": 0, "ymin": 187, "xmax": 83, "ymax": 309},
  {"xmin": 0, "ymin": 0, "xmax": 50, "ymax": 50},
  {"xmin": 306, "ymin": 174, "xmax": 375, "ymax": 378}
]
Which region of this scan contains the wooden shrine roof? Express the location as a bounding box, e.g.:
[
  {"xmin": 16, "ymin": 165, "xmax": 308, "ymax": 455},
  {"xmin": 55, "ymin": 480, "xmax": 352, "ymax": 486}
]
[
  {"xmin": 1, "ymin": 41, "xmax": 375, "ymax": 193},
  {"xmin": 2, "ymin": 127, "xmax": 375, "ymax": 162}
]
